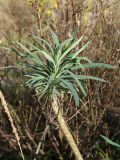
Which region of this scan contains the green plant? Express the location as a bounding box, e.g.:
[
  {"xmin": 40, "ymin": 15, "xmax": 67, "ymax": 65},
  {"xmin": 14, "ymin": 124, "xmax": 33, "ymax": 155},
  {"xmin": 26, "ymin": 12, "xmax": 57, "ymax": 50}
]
[
  {"xmin": 13, "ymin": 30, "xmax": 116, "ymax": 160},
  {"xmin": 99, "ymin": 135, "xmax": 120, "ymax": 160},
  {"xmin": 101, "ymin": 135, "xmax": 120, "ymax": 151},
  {"xmin": 97, "ymin": 147, "xmax": 111, "ymax": 160}
]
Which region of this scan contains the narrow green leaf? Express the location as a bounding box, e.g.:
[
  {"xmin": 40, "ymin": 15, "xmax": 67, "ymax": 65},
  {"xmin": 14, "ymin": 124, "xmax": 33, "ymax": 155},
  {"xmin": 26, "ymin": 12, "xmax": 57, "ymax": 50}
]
[
  {"xmin": 39, "ymin": 50, "xmax": 55, "ymax": 64},
  {"xmin": 51, "ymin": 30, "xmax": 60, "ymax": 47},
  {"xmin": 28, "ymin": 57, "xmax": 45, "ymax": 66},
  {"xmin": 77, "ymin": 75, "xmax": 107, "ymax": 82},
  {"xmin": 67, "ymin": 71, "xmax": 87, "ymax": 96},
  {"xmin": 17, "ymin": 42, "xmax": 44, "ymax": 65},
  {"xmin": 72, "ymin": 28, "xmax": 78, "ymax": 42},
  {"xmin": 101, "ymin": 135, "xmax": 120, "ymax": 149},
  {"xmin": 60, "ymin": 37, "xmax": 72, "ymax": 49},
  {"xmin": 20, "ymin": 40, "xmax": 55, "ymax": 64},
  {"xmin": 71, "ymin": 41, "xmax": 91, "ymax": 59},
  {"xmin": 38, "ymin": 78, "xmax": 51, "ymax": 99},
  {"xmin": 63, "ymin": 75, "xmax": 107, "ymax": 83},
  {"xmin": 58, "ymin": 36, "xmax": 84, "ymax": 63},
  {"xmin": 33, "ymin": 39, "xmax": 49, "ymax": 53},
  {"xmin": 71, "ymin": 63, "xmax": 117, "ymax": 70},
  {"xmin": 77, "ymin": 57, "xmax": 92, "ymax": 63},
  {"xmin": 17, "ymin": 42, "xmax": 33, "ymax": 54},
  {"xmin": 22, "ymin": 40, "xmax": 49, "ymax": 55},
  {"xmin": 76, "ymin": 75, "xmax": 107, "ymax": 82},
  {"xmin": 12, "ymin": 47, "xmax": 25, "ymax": 57},
  {"xmin": 61, "ymin": 79, "xmax": 80, "ymax": 106},
  {"xmin": 33, "ymin": 36, "xmax": 54, "ymax": 54}
]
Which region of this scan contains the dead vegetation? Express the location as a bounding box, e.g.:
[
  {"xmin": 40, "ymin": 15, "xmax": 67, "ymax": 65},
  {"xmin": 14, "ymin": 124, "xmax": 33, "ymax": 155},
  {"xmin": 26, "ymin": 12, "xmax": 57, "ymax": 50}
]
[{"xmin": 0, "ymin": 0, "xmax": 120, "ymax": 159}]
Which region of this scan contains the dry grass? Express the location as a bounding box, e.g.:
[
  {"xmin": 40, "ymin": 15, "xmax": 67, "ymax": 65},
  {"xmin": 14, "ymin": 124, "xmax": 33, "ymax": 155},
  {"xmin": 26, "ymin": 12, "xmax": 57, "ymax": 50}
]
[
  {"xmin": 0, "ymin": 0, "xmax": 120, "ymax": 159},
  {"xmin": 0, "ymin": 90, "xmax": 25, "ymax": 160}
]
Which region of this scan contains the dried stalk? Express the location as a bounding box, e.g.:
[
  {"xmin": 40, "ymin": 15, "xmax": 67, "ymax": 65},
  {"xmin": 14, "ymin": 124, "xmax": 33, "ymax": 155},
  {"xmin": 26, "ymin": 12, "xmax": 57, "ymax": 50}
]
[
  {"xmin": 0, "ymin": 90, "xmax": 25, "ymax": 160},
  {"xmin": 52, "ymin": 97, "xmax": 83, "ymax": 160}
]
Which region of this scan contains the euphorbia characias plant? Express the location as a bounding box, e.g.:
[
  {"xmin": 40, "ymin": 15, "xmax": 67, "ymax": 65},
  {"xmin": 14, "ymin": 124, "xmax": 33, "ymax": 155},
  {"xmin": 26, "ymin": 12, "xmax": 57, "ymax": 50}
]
[{"xmin": 13, "ymin": 30, "xmax": 116, "ymax": 160}]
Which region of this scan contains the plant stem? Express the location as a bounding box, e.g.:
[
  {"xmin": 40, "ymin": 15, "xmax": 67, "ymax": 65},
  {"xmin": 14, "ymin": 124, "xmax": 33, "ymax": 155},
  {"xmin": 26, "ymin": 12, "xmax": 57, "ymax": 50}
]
[
  {"xmin": 0, "ymin": 91, "xmax": 25, "ymax": 160},
  {"xmin": 51, "ymin": 97, "xmax": 83, "ymax": 160}
]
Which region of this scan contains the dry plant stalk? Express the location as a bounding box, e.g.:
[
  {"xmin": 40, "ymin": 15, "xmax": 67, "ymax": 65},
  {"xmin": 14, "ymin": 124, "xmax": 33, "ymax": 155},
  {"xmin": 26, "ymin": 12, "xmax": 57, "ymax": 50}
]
[
  {"xmin": 0, "ymin": 90, "xmax": 25, "ymax": 160},
  {"xmin": 52, "ymin": 97, "xmax": 83, "ymax": 160}
]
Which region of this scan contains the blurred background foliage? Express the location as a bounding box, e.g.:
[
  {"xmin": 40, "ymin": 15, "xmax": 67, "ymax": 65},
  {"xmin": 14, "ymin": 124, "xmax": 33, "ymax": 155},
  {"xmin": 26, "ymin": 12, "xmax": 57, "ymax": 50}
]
[{"xmin": 0, "ymin": 0, "xmax": 120, "ymax": 159}]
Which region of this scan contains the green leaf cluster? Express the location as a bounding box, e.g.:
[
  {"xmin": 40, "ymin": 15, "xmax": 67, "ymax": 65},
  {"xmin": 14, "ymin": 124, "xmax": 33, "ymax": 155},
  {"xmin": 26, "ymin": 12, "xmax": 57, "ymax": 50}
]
[{"xmin": 13, "ymin": 30, "xmax": 116, "ymax": 106}]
